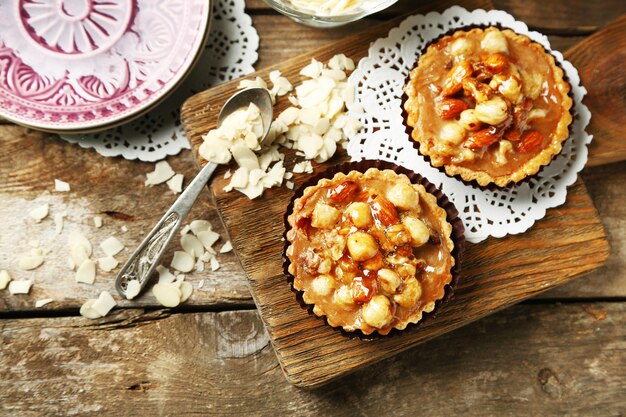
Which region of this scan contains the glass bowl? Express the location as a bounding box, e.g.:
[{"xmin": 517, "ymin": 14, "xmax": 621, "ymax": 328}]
[{"xmin": 264, "ymin": 0, "xmax": 399, "ymax": 28}]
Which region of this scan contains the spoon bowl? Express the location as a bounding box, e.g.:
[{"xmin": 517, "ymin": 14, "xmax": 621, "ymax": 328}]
[{"xmin": 219, "ymin": 87, "xmax": 273, "ymax": 144}]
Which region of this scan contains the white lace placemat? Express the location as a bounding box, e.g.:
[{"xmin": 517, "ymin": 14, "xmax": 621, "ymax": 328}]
[
  {"xmin": 60, "ymin": 0, "xmax": 259, "ymax": 162},
  {"xmin": 347, "ymin": 6, "xmax": 592, "ymax": 243}
]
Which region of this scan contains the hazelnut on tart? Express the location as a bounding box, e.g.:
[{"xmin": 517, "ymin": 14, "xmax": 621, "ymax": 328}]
[
  {"xmin": 285, "ymin": 167, "xmax": 460, "ymax": 336},
  {"xmin": 403, "ymin": 27, "xmax": 573, "ymax": 187}
]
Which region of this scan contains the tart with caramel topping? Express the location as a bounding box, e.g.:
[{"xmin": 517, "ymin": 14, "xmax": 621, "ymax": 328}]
[
  {"xmin": 403, "ymin": 27, "xmax": 573, "ymax": 187},
  {"xmin": 285, "ymin": 167, "xmax": 458, "ymax": 336}
]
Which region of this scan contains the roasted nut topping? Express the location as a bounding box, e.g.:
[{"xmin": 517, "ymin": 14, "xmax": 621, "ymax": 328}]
[
  {"xmin": 362, "ymin": 295, "xmax": 393, "ymax": 328},
  {"xmin": 442, "ymin": 61, "xmax": 473, "ymax": 96},
  {"xmin": 480, "ymin": 29, "xmax": 509, "ymax": 54},
  {"xmin": 393, "ymin": 277, "xmax": 422, "ymax": 308},
  {"xmin": 462, "ymin": 78, "xmax": 491, "ymax": 103},
  {"xmin": 370, "ymin": 195, "xmax": 400, "ymax": 227},
  {"xmin": 440, "ymin": 122, "xmax": 467, "ymax": 145},
  {"xmin": 449, "ymin": 37, "xmax": 476, "ymax": 57},
  {"xmin": 484, "ymin": 53, "xmax": 509, "ymax": 73},
  {"xmin": 327, "ymin": 180, "xmax": 358, "ymax": 203},
  {"xmin": 474, "ymin": 96, "xmax": 510, "ymax": 125},
  {"xmin": 351, "ymin": 272, "xmax": 378, "ymax": 303},
  {"xmin": 311, "ymin": 203, "xmax": 340, "ymax": 229},
  {"xmin": 464, "ymin": 126, "xmax": 501, "ymax": 150},
  {"xmin": 347, "ymin": 232, "xmax": 379, "ymax": 261},
  {"xmin": 518, "ymin": 130, "xmax": 544, "ymax": 153},
  {"xmin": 378, "ymin": 268, "xmax": 402, "ymax": 294},
  {"xmin": 459, "ymin": 109, "xmax": 482, "ymax": 131},
  {"xmin": 436, "ymin": 98, "xmax": 469, "ymax": 120},
  {"xmin": 386, "ymin": 183, "xmax": 420, "ymax": 211},
  {"xmin": 385, "ymin": 224, "xmax": 412, "ymax": 246}
]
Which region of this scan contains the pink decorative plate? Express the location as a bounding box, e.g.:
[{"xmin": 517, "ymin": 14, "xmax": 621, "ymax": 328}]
[{"xmin": 0, "ymin": 0, "xmax": 211, "ymax": 132}]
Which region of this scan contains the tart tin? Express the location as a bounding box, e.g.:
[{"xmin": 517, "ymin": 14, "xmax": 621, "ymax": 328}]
[
  {"xmin": 401, "ymin": 24, "xmax": 576, "ymax": 190},
  {"xmin": 282, "ymin": 159, "xmax": 465, "ymax": 340}
]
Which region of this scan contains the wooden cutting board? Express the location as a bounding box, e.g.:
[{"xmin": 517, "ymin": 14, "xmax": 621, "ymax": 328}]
[{"xmin": 180, "ymin": 1, "xmax": 620, "ymax": 387}]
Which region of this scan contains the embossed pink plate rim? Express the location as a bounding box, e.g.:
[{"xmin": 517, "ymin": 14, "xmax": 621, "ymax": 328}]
[{"xmin": 0, "ymin": 0, "xmax": 212, "ymax": 133}]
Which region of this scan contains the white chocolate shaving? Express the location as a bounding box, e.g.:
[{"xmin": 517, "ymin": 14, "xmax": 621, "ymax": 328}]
[
  {"xmin": 92, "ymin": 291, "xmax": 116, "ymax": 316},
  {"xmin": 29, "ymin": 204, "xmax": 49, "ymax": 223},
  {"xmin": 197, "ymin": 230, "xmax": 220, "ymax": 251},
  {"xmin": 35, "ymin": 298, "xmax": 54, "ymax": 308},
  {"xmin": 54, "ymin": 179, "xmax": 70, "ymax": 192},
  {"xmin": 80, "ymin": 299, "xmax": 101, "ymax": 319},
  {"xmin": 98, "ymin": 256, "xmax": 119, "ymax": 272},
  {"xmin": 19, "ymin": 253, "xmax": 44, "ymax": 270},
  {"xmin": 70, "ymin": 245, "xmax": 89, "ymax": 270},
  {"xmin": 152, "ymin": 283, "xmax": 181, "ymax": 307},
  {"xmin": 54, "ymin": 213, "xmax": 65, "ymax": 234},
  {"xmin": 93, "ymin": 216, "xmax": 103, "ymax": 228},
  {"xmin": 181, "ymin": 234, "xmax": 204, "ymax": 258},
  {"xmin": 100, "ymin": 236, "xmax": 124, "ymax": 257},
  {"xmin": 75, "ymin": 259, "xmax": 96, "ymax": 284},
  {"xmin": 145, "ymin": 161, "xmax": 176, "ymax": 186},
  {"xmin": 179, "ymin": 281, "xmax": 193, "ymax": 302},
  {"xmin": 69, "ymin": 231, "xmax": 92, "ymax": 257},
  {"xmin": 157, "ymin": 265, "xmax": 176, "ymax": 284},
  {"xmin": 0, "ymin": 270, "xmax": 11, "ymax": 290},
  {"xmin": 219, "ymin": 241, "xmax": 233, "ymax": 253},
  {"xmin": 238, "ymin": 76, "xmax": 268, "ymax": 90},
  {"xmin": 171, "ymin": 251, "xmax": 194, "ymax": 273},
  {"xmin": 210, "ymin": 256, "xmax": 220, "ymax": 272},
  {"xmin": 189, "ymin": 220, "xmax": 212, "ymax": 235},
  {"xmin": 9, "ymin": 279, "xmax": 32, "ymax": 294},
  {"xmin": 125, "ymin": 280, "xmax": 141, "ymax": 300}
]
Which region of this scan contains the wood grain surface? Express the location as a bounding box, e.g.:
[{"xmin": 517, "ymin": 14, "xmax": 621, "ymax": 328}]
[
  {"xmin": 1, "ymin": 3, "xmax": 625, "ymax": 314},
  {"xmin": 1, "ymin": 303, "xmax": 624, "ymax": 415},
  {"xmin": 565, "ymin": 15, "xmax": 626, "ymax": 168},
  {"xmin": 0, "ymin": 0, "xmax": 624, "ymax": 414},
  {"xmin": 180, "ymin": 0, "xmax": 615, "ymax": 386},
  {"xmin": 0, "ymin": 127, "xmax": 250, "ymax": 312}
]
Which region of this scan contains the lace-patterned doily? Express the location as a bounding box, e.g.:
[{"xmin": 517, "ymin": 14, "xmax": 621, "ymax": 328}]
[
  {"xmin": 347, "ymin": 7, "xmax": 592, "ymax": 243},
  {"xmin": 60, "ymin": 0, "xmax": 259, "ymax": 161}
]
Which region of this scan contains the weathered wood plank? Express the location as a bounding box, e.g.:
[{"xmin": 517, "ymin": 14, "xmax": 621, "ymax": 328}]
[
  {"xmin": 247, "ymin": 0, "xmax": 626, "ymax": 37},
  {"xmin": 564, "ymin": 15, "xmax": 626, "ymax": 168},
  {"xmin": 0, "ymin": 127, "xmax": 252, "ymax": 312},
  {"xmin": 491, "ymin": 0, "xmax": 626, "ymax": 34},
  {"xmin": 1, "ymin": 2, "xmax": 624, "ymax": 314},
  {"xmin": 0, "ymin": 303, "xmax": 624, "ymax": 415},
  {"xmin": 252, "ymin": 16, "xmax": 588, "ymax": 70},
  {"xmin": 539, "ymin": 161, "xmax": 626, "ymax": 299}
]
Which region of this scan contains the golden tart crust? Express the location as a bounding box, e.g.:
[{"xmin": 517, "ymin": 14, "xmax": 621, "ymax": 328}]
[
  {"xmin": 285, "ymin": 168, "xmax": 455, "ymax": 336},
  {"xmin": 404, "ymin": 27, "xmax": 573, "ymax": 187}
]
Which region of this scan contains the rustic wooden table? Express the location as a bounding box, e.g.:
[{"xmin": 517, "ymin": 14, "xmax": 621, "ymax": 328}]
[{"xmin": 0, "ymin": 0, "xmax": 624, "ymax": 415}]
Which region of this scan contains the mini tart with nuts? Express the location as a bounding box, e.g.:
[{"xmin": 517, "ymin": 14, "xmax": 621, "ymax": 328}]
[
  {"xmin": 403, "ymin": 27, "xmax": 573, "ymax": 187},
  {"xmin": 285, "ymin": 168, "xmax": 455, "ymax": 336}
]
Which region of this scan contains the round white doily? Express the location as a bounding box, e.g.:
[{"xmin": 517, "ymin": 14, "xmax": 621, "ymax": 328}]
[
  {"xmin": 60, "ymin": 0, "xmax": 259, "ymax": 161},
  {"xmin": 347, "ymin": 6, "xmax": 592, "ymax": 243}
]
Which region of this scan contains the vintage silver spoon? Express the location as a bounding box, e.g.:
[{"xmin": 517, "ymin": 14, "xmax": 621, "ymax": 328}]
[{"xmin": 115, "ymin": 87, "xmax": 273, "ymax": 299}]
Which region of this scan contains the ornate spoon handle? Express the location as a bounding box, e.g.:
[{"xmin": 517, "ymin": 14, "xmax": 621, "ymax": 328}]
[{"xmin": 115, "ymin": 162, "xmax": 218, "ymax": 298}]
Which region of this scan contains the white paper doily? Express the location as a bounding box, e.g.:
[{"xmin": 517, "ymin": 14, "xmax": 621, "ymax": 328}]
[
  {"xmin": 347, "ymin": 6, "xmax": 592, "ymax": 243},
  {"xmin": 60, "ymin": 0, "xmax": 259, "ymax": 161}
]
